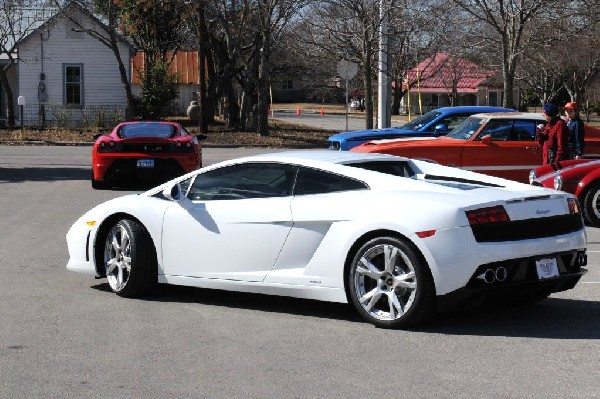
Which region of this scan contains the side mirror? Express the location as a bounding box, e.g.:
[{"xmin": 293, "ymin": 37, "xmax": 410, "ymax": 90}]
[
  {"xmin": 197, "ymin": 134, "xmax": 208, "ymax": 141},
  {"xmin": 162, "ymin": 182, "xmax": 184, "ymax": 202},
  {"xmin": 481, "ymin": 135, "xmax": 492, "ymax": 144},
  {"xmin": 93, "ymin": 133, "xmax": 104, "ymax": 140}
]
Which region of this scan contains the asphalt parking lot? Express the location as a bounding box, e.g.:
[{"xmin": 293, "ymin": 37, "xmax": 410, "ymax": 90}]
[{"xmin": 1, "ymin": 145, "xmax": 599, "ymax": 398}]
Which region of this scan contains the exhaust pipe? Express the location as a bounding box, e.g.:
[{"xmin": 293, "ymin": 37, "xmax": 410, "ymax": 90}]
[
  {"xmin": 476, "ymin": 269, "xmax": 497, "ymax": 284},
  {"xmin": 495, "ymin": 267, "xmax": 507, "ymax": 282},
  {"xmin": 476, "ymin": 267, "xmax": 508, "ymax": 284}
]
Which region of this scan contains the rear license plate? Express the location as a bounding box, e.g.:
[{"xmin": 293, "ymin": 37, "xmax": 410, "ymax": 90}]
[
  {"xmin": 137, "ymin": 159, "xmax": 154, "ymax": 168},
  {"xmin": 535, "ymin": 258, "xmax": 559, "ymax": 279}
]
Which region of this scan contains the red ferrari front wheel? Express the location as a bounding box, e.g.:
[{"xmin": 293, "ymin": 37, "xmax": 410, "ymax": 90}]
[{"xmin": 583, "ymin": 182, "xmax": 600, "ymax": 227}]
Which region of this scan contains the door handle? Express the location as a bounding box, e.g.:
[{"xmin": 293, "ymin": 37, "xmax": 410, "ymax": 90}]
[{"xmin": 525, "ymin": 146, "xmax": 538, "ymax": 150}]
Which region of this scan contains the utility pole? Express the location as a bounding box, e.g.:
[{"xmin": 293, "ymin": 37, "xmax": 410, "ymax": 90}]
[
  {"xmin": 377, "ymin": 0, "xmax": 391, "ymax": 129},
  {"xmin": 198, "ymin": 0, "xmax": 208, "ymax": 134}
]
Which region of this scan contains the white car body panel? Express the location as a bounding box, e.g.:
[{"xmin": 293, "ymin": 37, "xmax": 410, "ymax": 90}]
[
  {"xmin": 161, "ymin": 196, "xmax": 293, "ymax": 281},
  {"xmin": 66, "ymin": 150, "xmax": 587, "ymax": 305}
]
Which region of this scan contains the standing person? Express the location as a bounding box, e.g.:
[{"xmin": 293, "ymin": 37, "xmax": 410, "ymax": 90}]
[
  {"xmin": 564, "ymin": 102, "xmax": 585, "ymax": 158},
  {"xmin": 536, "ymin": 103, "xmax": 569, "ymax": 166}
]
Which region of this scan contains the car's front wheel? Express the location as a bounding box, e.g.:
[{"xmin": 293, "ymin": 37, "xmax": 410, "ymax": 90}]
[
  {"xmin": 348, "ymin": 237, "xmax": 436, "ymax": 328},
  {"xmin": 583, "ymin": 182, "xmax": 600, "ymax": 227},
  {"xmin": 103, "ymin": 218, "xmax": 157, "ymax": 297}
]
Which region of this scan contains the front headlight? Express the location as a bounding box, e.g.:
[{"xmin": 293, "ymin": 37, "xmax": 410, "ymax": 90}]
[
  {"xmin": 554, "ymin": 174, "xmax": 563, "ymax": 190},
  {"xmin": 529, "ymin": 170, "xmax": 536, "ymax": 184}
]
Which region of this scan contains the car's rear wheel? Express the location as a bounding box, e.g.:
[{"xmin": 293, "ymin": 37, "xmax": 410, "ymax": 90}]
[
  {"xmin": 583, "ymin": 182, "xmax": 600, "ymax": 227},
  {"xmin": 348, "ymin": 237, "xmax": 436, "ymax": 328},
  {"xmin": 91, "ymin": 172, "xmax": 109, "ymax": 190},
  {"xmin": 103, "ymin": 218, "xmax": 157, "ymax": 297}
]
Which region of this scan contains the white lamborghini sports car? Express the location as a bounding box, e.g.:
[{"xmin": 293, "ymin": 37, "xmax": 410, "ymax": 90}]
[{"xmin": 66, "ymin": 150, "xmax": 588, "ymax": 328}]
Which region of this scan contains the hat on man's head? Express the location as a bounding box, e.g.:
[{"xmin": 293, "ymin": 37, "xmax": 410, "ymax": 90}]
[
  {"xmin": 564, "ymin": 102, "xmax": 577, "ymax": 110},
  {"xmin": 543, "ymin": 103, "xmax": 558, "ymax": 117}
]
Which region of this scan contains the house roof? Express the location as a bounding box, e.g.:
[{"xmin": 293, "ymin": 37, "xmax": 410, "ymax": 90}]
[
  {"xmin": 403, "ymin": 53, "xmax": 498, "ymax": 93},
  {"xmin": 18, "ymin": 0, "xmax": 134, "ymax": 50}
]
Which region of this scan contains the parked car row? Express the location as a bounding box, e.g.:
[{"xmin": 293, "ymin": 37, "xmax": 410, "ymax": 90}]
[
  {"xmin": 350, "ymin": 112, "xmax": 600, "ymax": 184},
  {"xmin": 327, "ymin": 106, "xmax": 516, "ymax": 150}
]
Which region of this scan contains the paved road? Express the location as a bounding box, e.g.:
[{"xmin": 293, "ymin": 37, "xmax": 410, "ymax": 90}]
[
  {"xmin": 1, "ymin": 146, "xmax": 599, "ymax": 398},
  {"xmin": 272, "ymin": 110, "xmax": 379, "ymax": 132}
]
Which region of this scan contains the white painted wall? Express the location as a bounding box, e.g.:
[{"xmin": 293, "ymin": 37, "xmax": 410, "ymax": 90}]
[{"xmin": 17, "ymin": 12, "xmax": 130, "ymax": 114}]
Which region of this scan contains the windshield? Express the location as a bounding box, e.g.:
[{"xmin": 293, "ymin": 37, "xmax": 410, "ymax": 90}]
[
  {"xmin": 445, "ymin": 117, "xmax": 485, "ymax": 140},
  {"xmin": 399, "ymin": 110, "xmax": 441, "ymax": 130}
]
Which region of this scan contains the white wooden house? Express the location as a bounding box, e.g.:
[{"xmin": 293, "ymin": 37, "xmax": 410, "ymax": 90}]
[{"xmin": 6, "ymin": 2, "xmax": 133, "ymax": 127}]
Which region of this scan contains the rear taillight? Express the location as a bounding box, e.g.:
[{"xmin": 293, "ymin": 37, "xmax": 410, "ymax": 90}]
[
  {"xmin": 568, "ymin": 198, "xmax": 581, "ymax": 215},
  {"xmin": 466, "ymin": 205, "xmax": 510, "ymax": 226},
  {"xmin": 176, "ymin": 141, "xmax": 192, "ymax": 148},
  {"xmin": 175, "ymin": 141, "xmax": 194, "ymax": 152},
  {"xmin": 97, "ymin": 141, "xmax": 118, "ymax": 152}
]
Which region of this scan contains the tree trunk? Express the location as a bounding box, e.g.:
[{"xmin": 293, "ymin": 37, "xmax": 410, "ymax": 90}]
[
  {"xmin": 364, "ymin": 47, "xmax": 373, "ymax": 129},
  {"xmin": 257, "ymin": 36, "xmax": 270, "ymax": 136},
  {"xmin": 0, "ymin": 66, "xmax": 15, "ymax": 128},
  {"xmin": 502, "ymin": 46, "xmax": 516, "ymax": 109}
]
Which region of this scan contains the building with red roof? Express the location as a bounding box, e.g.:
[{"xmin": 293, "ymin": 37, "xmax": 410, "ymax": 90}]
[{"xmin": 400, "ymin": 53, "xmax": 510, "ymax": 114}]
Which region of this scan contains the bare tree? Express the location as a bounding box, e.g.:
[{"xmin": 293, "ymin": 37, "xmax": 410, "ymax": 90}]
[
  {"xmin": 515, "ymin": 0, "xmax": 600, "ymax": 116},
  {"xmin": 203, "ymin": 0, "xmax": 306, "ymax": 136},
  {"xmin": 298, "ymin": 0, "xmax": 390, "ymax": 129},
  {"xmin": 449, "ymin": 0, "xmax": 552, "ymax": 109},
  {"xmin": 0, "ymin": 0, "xmax": 51, "ymax": 127}
]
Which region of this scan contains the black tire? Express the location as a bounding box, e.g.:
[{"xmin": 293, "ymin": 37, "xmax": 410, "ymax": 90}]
[
  {"xmin": 91, "ymin": 172, "xmax": 109, "ymax": 190},
  {"xmin": 583, "ymin": 182, "xmax": 600, "ymax": 227},
  {"xmin": 102, "ymin": 218, "xmax": 157, "ymax": 297},
  {"xmin": 347, "ymin": 236, "xmax": 436, "ymax": 328}
]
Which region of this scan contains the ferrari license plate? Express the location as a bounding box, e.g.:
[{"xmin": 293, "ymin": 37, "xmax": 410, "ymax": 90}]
[
  {"xmin": 137, "ymin": 159, "xmax": 154, "ymax": 168},
  {"xmin": 535, "ymin": 258, "xmax": 559, "ymax": 279}
]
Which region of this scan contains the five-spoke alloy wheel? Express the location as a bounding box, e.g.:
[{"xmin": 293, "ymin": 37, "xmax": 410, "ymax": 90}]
[
  {"xmin": 103, "ymin": 218, "xmax": 156, "ymax": 297},
  {"xmin": 348, "ymin": 237, "xmax": 435, "ymax": 328}
]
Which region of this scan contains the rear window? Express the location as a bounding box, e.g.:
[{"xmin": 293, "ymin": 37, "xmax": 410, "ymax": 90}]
[
  {"xmin": 118, "ymin": 123, "xmax": 177, "ymax": 139},
  {"xmin": 346, "ymin": 161, "xmax": 415, "ymax": 177}
]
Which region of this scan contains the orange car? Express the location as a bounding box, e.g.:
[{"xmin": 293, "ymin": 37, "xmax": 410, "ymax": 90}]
[{"xmin": 352, "ymin": 112, "xmax": 600, "ymax": 183}]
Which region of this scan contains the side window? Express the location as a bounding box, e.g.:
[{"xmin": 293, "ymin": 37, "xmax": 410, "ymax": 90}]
[
  {"xmin": 64, "ymin": 64, "xmax": 83, "ymax": 106},
  {"xmin": 478, "ymin": 120, "xmax": 513, "ymax": 141},
  {"xmin": 187, "ymin": 163, "xmax": 298, "ymax": 201},
  {"xmin": 512, "ymin": 120, "xmax": 536, "ymax": 141},
  {"xmin": 295, "ymin": 167, "xmax": 367, "ymax": 195}
]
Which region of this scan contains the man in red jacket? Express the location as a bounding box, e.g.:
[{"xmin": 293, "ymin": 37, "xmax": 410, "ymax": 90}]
[{"xmin": 537, "ymin": 103, "xmax": 569, "ymax": 166}]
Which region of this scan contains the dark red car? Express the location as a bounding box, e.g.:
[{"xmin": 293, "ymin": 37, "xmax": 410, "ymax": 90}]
[
  {"xmin": 91, "ymin": 121, "xmax": 204, "ymax": 189},
  {"xmin": 530, "ymin": 158, "xmax": 600, "ymax": 226}
]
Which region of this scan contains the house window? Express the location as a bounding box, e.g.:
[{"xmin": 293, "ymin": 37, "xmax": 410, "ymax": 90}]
[
  {"xmin": 282, "ymin": 79, "xmax": 293, "ymax": 90},
  {"xmin": 64, "ymin": 64, "xmax": 83, "ymax": 106}
]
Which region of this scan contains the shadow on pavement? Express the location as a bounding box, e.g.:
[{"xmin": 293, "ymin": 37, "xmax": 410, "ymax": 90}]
[
  {"xmin": 0, "ymin": 166, "xmax": 91, "ymax": 183},
  {"xmin": 92, "ymin": 282, "xmax": 599, "ymax": 337}
]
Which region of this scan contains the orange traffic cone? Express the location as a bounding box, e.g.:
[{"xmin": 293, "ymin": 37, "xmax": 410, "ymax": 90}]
[
  {"xmin": 320, "ymin": 107, "xmax": 325, "ymax": 116},
  {"xmin": 296, "ymin": 106, "xmax": 301, "ymax": 115}
]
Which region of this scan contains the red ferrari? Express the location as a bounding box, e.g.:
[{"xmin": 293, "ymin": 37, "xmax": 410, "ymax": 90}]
[
  {"xmin": 530, "ymin": 158, "xmax": 600, "ymax": 226},
  {"xmin": 91, "ymin": 121, "xmax": 204, "ymax": 189}
]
